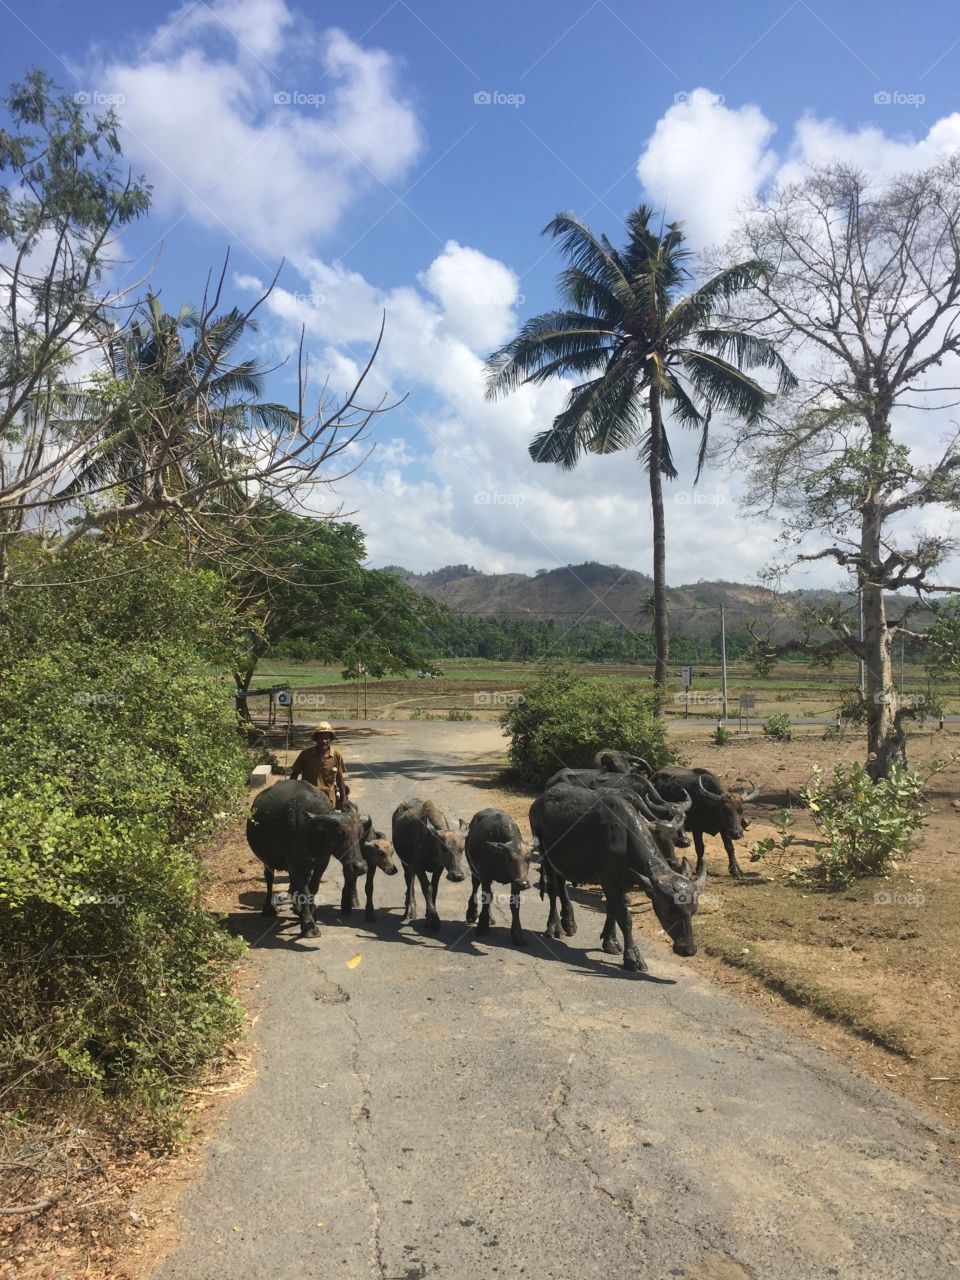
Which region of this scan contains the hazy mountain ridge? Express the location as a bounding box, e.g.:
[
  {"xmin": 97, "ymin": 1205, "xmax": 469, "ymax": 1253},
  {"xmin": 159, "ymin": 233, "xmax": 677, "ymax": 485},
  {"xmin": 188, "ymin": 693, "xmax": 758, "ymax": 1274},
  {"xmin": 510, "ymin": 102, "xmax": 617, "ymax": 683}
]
[{"xmin": 385, "ymin": 563, "xmax": 931, "ymax": 640}]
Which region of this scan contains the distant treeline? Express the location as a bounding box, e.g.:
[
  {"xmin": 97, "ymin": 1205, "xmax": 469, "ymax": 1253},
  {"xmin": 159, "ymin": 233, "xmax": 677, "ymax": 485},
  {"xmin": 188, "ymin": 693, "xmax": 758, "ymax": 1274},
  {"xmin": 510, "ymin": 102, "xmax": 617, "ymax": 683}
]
[{"xmin": 423, "ymin": 615, "xmax": 756, "ymax": 664}]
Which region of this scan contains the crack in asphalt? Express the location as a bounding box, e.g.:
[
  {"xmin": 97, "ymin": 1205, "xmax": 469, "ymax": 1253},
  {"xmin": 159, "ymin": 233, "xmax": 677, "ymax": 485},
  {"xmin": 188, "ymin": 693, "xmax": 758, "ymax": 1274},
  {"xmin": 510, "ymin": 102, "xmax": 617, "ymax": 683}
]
[
  {"xmin": 530, "ymin": 948, "xmax": 650, "ymax": 1236},
  {"xmin": 339, "ymin": 977, "xmax": 386, "ymax": 1280}
]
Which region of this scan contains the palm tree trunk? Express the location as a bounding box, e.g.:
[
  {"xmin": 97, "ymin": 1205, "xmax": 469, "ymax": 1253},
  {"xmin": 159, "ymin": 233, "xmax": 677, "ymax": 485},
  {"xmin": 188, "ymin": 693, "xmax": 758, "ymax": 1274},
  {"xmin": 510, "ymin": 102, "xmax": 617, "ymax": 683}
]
[{"xmin": 648, "ymin": 386, "xmax": 669, "ymax": 694}]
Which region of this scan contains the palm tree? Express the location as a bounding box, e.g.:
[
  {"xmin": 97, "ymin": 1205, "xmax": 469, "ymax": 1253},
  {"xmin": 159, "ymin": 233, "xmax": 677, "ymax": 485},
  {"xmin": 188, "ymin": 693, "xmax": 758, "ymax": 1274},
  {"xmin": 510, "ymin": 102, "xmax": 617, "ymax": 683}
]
[
  {"xmin": 485, "ymin": 207, "xmax": 795, "ymax": 690},
  {"xmin": 59, "ymin": 292, "xmax": 296, "ymax": 514}
]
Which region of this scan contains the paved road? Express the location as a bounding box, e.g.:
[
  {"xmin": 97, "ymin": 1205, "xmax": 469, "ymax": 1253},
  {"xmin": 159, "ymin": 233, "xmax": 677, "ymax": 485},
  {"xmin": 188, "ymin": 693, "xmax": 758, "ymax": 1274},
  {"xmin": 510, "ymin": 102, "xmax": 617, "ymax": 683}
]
[{"xmin": 156, "ymin": 721, "xmax": 960, "ymax": 1280}]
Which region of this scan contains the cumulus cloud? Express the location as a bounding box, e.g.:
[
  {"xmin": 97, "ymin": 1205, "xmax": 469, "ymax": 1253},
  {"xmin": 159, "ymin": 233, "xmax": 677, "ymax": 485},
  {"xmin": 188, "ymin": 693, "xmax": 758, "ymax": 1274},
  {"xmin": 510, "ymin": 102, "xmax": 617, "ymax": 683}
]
[
  {"xmin": 637, "ymin": 90, "xmax": 778, "ymax": 248},
  {"xmin": 637, "ymin": 88, "xmax": 960, "ymax": 250},
  {"xmin": 88, "ymin": 0, "xmax": 423, "ymax": 259}
]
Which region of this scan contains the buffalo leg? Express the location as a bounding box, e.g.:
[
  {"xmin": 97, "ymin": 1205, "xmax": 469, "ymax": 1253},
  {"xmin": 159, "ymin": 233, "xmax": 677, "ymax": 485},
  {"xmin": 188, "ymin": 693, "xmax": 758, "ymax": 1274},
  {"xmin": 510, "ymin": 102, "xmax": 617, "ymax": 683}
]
[
  {"xmin": 340, "ymin": 867, "xmax": 357, "ymax": 917},
  {"xmin": 261, "ymin": 864, "xmax": 277, "ymax": 917},
  {"xmin": 290, "ymin": 872, "xmax": 320, "ymax": 938},
  {"xmin": 509, "ymin": 882, "xmax": 527, "ymax": 946},
  {"xmin": 692, "ymin": 830, "xmax": 707, "ymax": 877},
  {"xmin": 402, "ymin": 866, "xmax": 417, "ymax": 922},
  {"xmin": 609, "ymin": 888, "xmax": 645, "ymax": 972},
  {"xmin": 476, "ymin": 878, "xmax": 493, "ymax": 935},
  {"xmin": 558, "ymin": 877, "xmax": 577, "ymax": 937},
  {"xmin": 600, "ymin": 898, "xmax": 622, "ymax": 953},
  {"xmin": 364, "ymin": 866, "xmax": 377, "ymax": 922},
  {"xmin": 721, "ymin": 834, "xmax": 744, "ymax": 879},
  {"xmin": 307, "ymin": 865, "xmax": 324, "ymax": 928},
  {"xmin": 419, "ymin": 868, "xmax": 441, "ymax": 931},
  {"xmin": 543, "ymin": 863, "xmax": 562, "ymax": 939},
  {"xmin": 465, "ymin": 875, "xmax": 481, "ymax": 924}
]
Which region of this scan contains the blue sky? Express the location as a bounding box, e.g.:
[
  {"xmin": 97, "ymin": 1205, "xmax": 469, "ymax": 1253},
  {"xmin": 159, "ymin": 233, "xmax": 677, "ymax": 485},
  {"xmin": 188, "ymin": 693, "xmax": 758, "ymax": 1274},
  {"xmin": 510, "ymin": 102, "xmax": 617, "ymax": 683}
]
[{"xmin": 2, "ymin": 0, "xmax": 959, "ymax": 583}]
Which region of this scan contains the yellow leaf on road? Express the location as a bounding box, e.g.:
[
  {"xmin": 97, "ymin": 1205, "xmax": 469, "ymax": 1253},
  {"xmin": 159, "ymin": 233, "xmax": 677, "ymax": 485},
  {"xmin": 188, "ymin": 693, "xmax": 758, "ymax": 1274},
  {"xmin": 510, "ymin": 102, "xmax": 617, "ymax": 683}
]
[{"xmin": 346, "ymin": 954, "xmax": 362, "ymax": 969}]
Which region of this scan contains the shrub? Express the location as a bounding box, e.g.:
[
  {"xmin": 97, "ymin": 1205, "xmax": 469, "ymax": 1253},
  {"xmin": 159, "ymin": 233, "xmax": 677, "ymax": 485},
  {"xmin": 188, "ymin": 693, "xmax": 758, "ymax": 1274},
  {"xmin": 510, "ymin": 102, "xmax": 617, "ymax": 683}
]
[
  {"xmin": 803, "ymin": 760, "xmax": 931, "ymax": 885},
  {"xmin": 501, "ymin": 666, "xmax": 670, "ymax": 787},
  {"xmin": 0, "ymin": 544, "xmax": 251, "ymax": 1137},
  {"xmin": 762, "ymin": 713, "xmax": 793, "ymax": 741},
  {"xmin": 713, "ymin": 725, "xmax": 732, "ymax": 746},
  {"xmin": 446, "ymin": 708, "xmax": 473, "ymax": 721}
]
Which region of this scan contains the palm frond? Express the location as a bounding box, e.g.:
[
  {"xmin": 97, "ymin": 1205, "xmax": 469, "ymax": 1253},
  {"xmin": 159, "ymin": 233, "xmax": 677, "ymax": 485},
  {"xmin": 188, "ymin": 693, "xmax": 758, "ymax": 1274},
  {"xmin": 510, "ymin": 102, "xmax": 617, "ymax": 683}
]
[
  {"xmin": 692, "ymin": 328, "xmax": 797, "ymax": 394},
  {"xmin": 676, "ymin": 350, "xmax": 772, "ymax": 425},
  {"xmin": 485, "ymin": 311, "xmax": 618, "ymax": 398}
]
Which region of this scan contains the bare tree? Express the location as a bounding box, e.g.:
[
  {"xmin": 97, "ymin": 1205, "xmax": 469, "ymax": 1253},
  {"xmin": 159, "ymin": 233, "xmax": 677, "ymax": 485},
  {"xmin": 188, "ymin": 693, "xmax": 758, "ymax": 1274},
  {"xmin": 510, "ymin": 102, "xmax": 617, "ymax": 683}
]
[{"xmin": 718, "ymin": 160, "xmax": 960, "ymax": 779}]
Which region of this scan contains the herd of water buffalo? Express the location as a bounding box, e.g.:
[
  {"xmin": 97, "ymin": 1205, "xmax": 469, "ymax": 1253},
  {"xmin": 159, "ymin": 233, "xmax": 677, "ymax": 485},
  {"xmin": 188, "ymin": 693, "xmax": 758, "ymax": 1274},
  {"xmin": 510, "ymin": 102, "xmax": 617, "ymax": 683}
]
[{"xmin": 246, "ymin": 749, "xmax": 759, "ymax": 974}]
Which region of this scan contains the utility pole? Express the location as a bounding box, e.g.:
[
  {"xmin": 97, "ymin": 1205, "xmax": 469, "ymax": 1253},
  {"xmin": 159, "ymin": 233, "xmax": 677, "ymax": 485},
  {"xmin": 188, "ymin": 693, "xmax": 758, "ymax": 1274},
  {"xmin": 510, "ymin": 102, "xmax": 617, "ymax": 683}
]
[{"xmin": 720, "ymin": 602, "xmax": 729, "ymax": 721}]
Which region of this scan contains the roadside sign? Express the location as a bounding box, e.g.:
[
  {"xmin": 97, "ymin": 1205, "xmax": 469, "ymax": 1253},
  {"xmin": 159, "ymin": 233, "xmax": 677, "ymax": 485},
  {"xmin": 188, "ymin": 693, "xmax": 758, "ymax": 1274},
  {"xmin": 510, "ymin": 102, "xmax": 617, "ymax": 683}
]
[
  {"xmin": 739, "ymin": 694, "xmax": 756, "ymax": 710},
  {"xmin": 276, "ymin": 688, "xmax": 292, "ymax": 707},
  {"xmin": 681, "ymin": 666, "xmax": 692, "ymax": 688}
]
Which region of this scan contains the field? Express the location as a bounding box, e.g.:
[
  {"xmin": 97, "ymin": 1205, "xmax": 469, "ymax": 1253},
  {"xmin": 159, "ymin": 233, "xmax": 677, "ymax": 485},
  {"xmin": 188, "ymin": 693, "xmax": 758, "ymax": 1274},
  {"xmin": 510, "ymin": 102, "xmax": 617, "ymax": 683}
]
[{"xmin": 249, "ymin": 656, "xmax": 959, "ymax": 724}]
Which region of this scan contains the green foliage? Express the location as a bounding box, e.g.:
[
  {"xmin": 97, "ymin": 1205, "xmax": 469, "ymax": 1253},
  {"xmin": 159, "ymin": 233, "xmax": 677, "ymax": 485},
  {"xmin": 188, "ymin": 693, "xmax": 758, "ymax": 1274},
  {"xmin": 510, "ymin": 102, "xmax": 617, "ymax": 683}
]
[
  {"xmin": 803, "ymin": 760, "xmax": 933, "ymax": 885},
  {"xmin": 749, "ymin": 808, "xmax": 800, "ymax": 870},
  {"xmin": 446, "ymin": 708, "xmax": 473, "ymax": 721},
  {"xmin": 713, "ymin": 724, "xmax": 732, "ymax": 746},
  {"xmin": 762, "ymin": 712, "xmax": 792, "ymax": 741},
  {"xmin": 501, "ymin": 666, "xmax": 670, "ymax": 786},
  {"xmin": 0, "ymin": 543, "xmax": 249, "ymax": 1135}
]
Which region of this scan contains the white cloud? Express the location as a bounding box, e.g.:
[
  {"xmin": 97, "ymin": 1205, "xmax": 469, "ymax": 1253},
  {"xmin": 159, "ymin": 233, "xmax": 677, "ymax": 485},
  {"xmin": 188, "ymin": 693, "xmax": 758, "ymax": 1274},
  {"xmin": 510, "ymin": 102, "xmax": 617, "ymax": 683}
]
[
  {"xmin": 89, "ymin": 2, "xmax": 423, "ymax": 259},
  {"xmin": 637, "ymin": 90, "xmax": 778, "ymax": 248}
]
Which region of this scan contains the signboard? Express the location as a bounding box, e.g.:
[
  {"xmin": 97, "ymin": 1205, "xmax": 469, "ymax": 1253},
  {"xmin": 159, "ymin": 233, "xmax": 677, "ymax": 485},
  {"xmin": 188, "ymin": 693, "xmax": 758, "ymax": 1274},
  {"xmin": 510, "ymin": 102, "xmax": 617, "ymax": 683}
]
[
  {"xmin": 739, "ymin": 694, "xmax": 756, "ymax": 710},
  {"xmin": 680, "ymin": 666, "xmax": 693, "ymax": 688},
  {"xmin": 276, "ymin": 688, "xmax": 293, "ymax": 707}
]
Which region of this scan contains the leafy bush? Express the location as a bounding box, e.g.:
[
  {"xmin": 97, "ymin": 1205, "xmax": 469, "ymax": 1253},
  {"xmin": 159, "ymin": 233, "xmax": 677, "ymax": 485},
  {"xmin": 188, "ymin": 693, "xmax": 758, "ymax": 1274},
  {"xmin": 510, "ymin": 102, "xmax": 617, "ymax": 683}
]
[
  {"xmin": 713, "ymin": 725, "xmax": 731, "ymax": 746},
  {"xmin": 501, "ymin": 666, "xmax": 670, "ymax": 787},
  {"xmin": 804, "ymin": 760, "xmax": 931, "ymax": 885},
  {"xmin": 0, "ymin": 545, "xmax": 251, "ymax": 1136},
  {"xmin": 762, "ymin": 713, "xmax": 793, "ymax": 741},
  {"xmin": 446, "ymin": 708, "xmax": 473, "ymax": 721}
]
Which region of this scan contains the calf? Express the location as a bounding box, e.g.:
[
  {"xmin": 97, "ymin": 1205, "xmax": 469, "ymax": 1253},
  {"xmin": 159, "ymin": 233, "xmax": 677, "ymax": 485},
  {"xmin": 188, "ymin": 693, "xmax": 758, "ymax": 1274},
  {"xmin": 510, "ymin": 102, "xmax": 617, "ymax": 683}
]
[
  {"xmin": 651, "ymin": 767, "xmax": 758, "ymax": 879},
  {"xmin": 463, "ymin": 809, "xmax": 535, "ymax": 946},
  {"xmin": 247, "ymin": 779, "xmax": 370, "ymax": 938},
  {"xmin": 530, "ymin": 784, "xmax": 705, "ymax": 973},
  {"xmin": 392, "ymin": 798, "xmax": 467, "ymax": 931}
]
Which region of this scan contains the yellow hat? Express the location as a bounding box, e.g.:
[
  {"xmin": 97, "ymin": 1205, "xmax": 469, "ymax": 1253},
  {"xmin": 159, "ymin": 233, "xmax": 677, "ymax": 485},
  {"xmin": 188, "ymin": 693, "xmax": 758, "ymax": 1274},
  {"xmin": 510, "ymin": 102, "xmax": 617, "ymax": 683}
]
[{"xmin": 312, "ymin": 721, "xmax": 336, "ymax": 739}]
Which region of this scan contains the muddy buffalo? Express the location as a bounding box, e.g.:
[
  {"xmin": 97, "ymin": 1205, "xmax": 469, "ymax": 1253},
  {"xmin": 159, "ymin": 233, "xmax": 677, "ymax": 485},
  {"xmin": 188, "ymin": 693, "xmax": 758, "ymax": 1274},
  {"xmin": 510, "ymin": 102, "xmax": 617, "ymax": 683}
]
[
  {"xmin": 651, "ymin": 767, "xmax": 758, "ymax": 878},
  {"xmin": 530, "ymin": 783, "xmax": 706, "ymax": 973},
  {"xmin": 464, "ymin": 808, "xmax": 535, "ymax": 946},
  {"xmin": 392, "ymin": 798, "xmax": 467, "ymax": 931},
  {"xmin": 247, "ymin": 779, "xmax": 370, "ymax": 938}
]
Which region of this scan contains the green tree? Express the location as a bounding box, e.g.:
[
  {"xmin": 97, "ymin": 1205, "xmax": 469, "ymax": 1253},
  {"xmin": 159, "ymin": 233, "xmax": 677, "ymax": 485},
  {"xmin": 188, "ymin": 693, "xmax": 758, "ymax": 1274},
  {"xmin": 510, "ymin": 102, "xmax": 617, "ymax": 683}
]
[{"xmin": 485, "ymin": 208, "xmax": 794, "ymax": 690}]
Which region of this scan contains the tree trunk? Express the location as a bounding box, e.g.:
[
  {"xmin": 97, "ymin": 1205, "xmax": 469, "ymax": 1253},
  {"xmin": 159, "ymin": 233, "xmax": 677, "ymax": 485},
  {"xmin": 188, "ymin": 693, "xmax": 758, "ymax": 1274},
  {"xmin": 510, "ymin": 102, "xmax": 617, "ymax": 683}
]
[
  {"xmin": 648, "ymin": 387, "xmax": 669, "ymax": 693},
  {"xmin": 860, "ymin": 501, "xmax": 906, "ymax": 781}
]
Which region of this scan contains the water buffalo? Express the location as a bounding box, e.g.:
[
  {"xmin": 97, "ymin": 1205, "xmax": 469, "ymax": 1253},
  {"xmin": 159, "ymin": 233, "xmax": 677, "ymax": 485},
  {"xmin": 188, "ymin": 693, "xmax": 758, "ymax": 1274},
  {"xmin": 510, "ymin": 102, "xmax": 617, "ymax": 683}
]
[
  {"xmin": 594, "ymin": 748, "xmax": 652, "ymax": 776},
  {"xmin": 651, "ymin": 767, "xmax": 759, "ymax": 879},
  {"xmin": 463, "ymin": 808, "xmax": 535, "ymax": 946},
  {"xmin": 530, "ymin": 783, "xmax": 706, "ymax": 973},
  {"xmin": 392, "ymin": 798, "xmax": 467, "ymax": 931},
  {"xmin": 545, "ymin": 767, "xmax": 692, "ymax": 863},
  {"xmin": 247, "ymin": 779, "xmax": 370, "ymax": 937}
]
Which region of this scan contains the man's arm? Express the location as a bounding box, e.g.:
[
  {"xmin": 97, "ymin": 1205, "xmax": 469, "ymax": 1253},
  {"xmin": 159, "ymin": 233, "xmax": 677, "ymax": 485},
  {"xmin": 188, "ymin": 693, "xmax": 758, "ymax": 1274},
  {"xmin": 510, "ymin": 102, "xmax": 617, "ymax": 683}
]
[
  {"xmin": 335, "ymin": 753, "xmax": 348, "ymax": 809},
  {"xmin": 289, "ymin": 750, "xmax": 305, "ymax": 781}
]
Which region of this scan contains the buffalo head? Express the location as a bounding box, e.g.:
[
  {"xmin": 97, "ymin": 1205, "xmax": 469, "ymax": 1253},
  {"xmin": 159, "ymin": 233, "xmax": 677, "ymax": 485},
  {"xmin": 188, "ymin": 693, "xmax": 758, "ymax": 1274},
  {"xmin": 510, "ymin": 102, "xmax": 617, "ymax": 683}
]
[{"xmin": 635, "ymin": 859, "xmax": 707, "ymax": 956}]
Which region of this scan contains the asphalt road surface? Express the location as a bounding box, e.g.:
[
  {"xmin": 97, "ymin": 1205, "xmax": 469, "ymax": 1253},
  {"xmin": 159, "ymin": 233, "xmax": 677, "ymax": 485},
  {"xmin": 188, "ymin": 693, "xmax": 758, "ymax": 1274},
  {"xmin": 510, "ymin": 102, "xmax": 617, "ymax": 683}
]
[{"xmin": 156, "ymin": 721, "xmax": 960, "ymax": 1280}]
